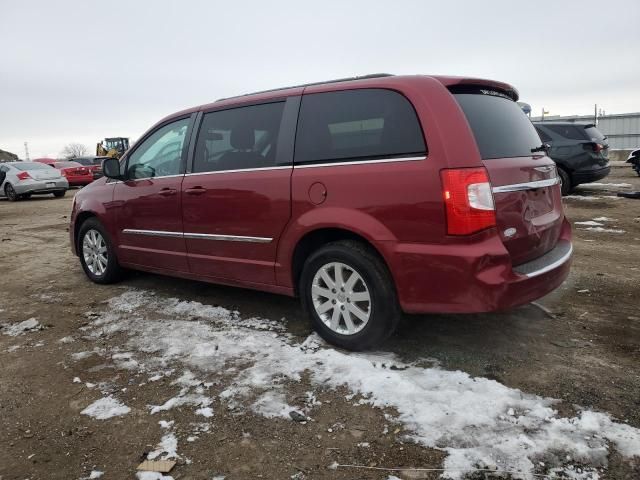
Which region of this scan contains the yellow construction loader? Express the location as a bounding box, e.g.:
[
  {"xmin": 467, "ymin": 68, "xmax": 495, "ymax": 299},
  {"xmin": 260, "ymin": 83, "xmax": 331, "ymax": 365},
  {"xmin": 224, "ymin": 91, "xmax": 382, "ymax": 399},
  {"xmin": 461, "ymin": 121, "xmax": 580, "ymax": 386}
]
[{"xmin": 96, "ymin": 137, "xmax": 130, "ymax": 159}]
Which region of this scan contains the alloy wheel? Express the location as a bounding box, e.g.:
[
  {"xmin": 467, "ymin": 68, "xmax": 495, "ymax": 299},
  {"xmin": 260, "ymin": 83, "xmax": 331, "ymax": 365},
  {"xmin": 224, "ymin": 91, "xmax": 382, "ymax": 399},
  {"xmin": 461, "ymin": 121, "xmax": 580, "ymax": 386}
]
[
  {"xmin": 311, "ymin": 262, "xmax": 371, "ymax": 335},
  {"xmin": 82, "ymin": 229, "xmax": 108, "ymax": 276}
]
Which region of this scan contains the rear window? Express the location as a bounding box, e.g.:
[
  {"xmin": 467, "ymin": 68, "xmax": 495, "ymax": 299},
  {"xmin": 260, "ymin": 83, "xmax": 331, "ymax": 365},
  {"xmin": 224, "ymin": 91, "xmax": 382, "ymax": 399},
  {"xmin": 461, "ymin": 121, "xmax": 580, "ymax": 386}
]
[
  {"xmin": 584, "ymin": 126, "xmax": 606, "ymax": 143},
  {"xmin": 13, "ymin": 162, "xmax": 52, "ymax": 171},
  {"xmin": 295, "ymin": 89, "xmax": 426, "ymax": 164},
  {"xmin": 535, "ymin": 127, "xmax": 552, "ymax": 143},
  {"xmin": 452, "ymin": 88, "xmax": 541, "ymax": 159}
]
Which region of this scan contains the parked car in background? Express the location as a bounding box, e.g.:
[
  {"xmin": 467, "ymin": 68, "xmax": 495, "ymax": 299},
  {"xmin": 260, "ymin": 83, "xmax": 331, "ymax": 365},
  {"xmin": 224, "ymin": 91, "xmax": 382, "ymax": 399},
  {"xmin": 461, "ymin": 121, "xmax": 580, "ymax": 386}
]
[
  {"xmin": 52, "ymin": 161, "xmax": 94, "ymax": 187},
  {"xmin": 70, "ymin": 74, "xmax": 572, "ymax": 350},
  {"xmin": 73, "ymin": 156, "xmax": 109, "ymax": 179},
  {"xmin": 532, "ymin": 122, "xmax": 610, "ymax": 195},
  {"xmin": 627, "ymin": 148, "xmax": 640, "ymax": 176},
  {"xmin": 0, "ymin": 161, "xmax": 68, "ymax": 201}
]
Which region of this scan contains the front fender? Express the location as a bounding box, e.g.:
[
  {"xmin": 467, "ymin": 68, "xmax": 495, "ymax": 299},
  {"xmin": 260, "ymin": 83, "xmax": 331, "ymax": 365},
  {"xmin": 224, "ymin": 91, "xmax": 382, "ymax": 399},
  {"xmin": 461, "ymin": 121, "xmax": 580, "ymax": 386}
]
[{"xmin": 70, "ymin": 181, "xmax": 116, "ymax": 254}]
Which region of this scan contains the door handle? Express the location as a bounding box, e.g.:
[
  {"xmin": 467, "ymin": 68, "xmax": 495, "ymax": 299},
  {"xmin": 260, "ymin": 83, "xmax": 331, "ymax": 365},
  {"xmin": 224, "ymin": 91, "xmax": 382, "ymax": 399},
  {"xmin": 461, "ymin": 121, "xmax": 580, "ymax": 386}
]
[
  {"xmin": 185, "ymin": 186, "xmax": 207, "ymax": 195},
  {"xmin": 158, "ymin": 188, "xmax": 177, "ymax": 197}
]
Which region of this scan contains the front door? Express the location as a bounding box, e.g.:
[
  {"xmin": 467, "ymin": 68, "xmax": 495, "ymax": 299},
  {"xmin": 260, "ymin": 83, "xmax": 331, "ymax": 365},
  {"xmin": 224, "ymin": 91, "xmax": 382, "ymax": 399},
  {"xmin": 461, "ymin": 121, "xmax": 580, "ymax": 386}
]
[
  {"xmin": 114, "ymin": 116, "xmax": 192, "ymax": 272},
  {"xmin": 181, "ymin": 100, "xmax": 295, "ymax": 285}
]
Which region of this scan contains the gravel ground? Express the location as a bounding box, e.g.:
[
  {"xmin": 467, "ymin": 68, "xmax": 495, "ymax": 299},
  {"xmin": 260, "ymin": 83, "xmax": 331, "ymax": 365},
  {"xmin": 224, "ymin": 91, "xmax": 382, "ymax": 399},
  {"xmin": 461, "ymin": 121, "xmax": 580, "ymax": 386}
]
[{"xmin": 1, "ymin": 163, "xmax": 639, "ymax": 480}]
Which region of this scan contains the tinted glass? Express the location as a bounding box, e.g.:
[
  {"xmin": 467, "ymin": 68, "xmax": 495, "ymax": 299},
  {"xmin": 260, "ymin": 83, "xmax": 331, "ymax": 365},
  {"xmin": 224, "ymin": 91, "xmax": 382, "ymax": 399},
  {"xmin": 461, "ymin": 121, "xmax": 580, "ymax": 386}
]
[
  {"xmin": 295, "ymin": 89, "xmax": 426, "ymax": 164},
  {"xmin": 127, "ymin": 118, "xmax": 189, "ymax": 179},
  {"xmin": 535, "ymin": 127, "xmax": 552, "ymax": 143},
  {"xmin": 584, "ymin": 126, "xmax": 606, "ymax": 142},
  {"xmin": 54, "ymin": 162, "xmax": 82, "ymax": 168},
  {"xmin": 13, "ymin": 162, "xmax": 51, "ymax": 171},
  {"xmin": 453, "ymin": 91, "xmax": 541, "ymax": 159},
  {"xmin": 546, "ymin": 125, "xmax": 589, "ymax": 141},
  {"xmin": 74, "ymin": 158, "xmax": 94, "ymax": 166},
  {"xmin": 193, "ymin": 102, "xmax": 285, "ymax": 173}
]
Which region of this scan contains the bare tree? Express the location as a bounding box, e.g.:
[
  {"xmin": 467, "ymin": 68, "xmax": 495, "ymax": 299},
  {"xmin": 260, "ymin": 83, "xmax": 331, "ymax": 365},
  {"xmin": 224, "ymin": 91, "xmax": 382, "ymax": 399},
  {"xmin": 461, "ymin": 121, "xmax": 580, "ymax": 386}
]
[{"xmin": 61, "ymin": 143, "xmax": 89, "ymax": 159}]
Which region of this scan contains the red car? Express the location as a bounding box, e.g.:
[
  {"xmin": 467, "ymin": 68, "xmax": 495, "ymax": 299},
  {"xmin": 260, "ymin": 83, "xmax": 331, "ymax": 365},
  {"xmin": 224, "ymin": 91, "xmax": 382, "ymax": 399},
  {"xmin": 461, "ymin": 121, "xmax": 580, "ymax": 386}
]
[
  {"xmin": 52, "ymin": 161, "xmax": 94, "ymax": 187},
  {"xmin": 70, "ymin": 74, "xmax": 572, "ymax": 350}
]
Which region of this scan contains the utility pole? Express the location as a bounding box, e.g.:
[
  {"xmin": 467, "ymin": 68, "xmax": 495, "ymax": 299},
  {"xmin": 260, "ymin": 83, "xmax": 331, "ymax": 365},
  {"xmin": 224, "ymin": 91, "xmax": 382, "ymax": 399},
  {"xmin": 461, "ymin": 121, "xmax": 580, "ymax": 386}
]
[
  {"xmin": 594, "ymin": 104, "xmax": 598, "ymax": 126},
  {"xmin": 24, "ymin": 142, "xmax": 30, "ymax": 161}
]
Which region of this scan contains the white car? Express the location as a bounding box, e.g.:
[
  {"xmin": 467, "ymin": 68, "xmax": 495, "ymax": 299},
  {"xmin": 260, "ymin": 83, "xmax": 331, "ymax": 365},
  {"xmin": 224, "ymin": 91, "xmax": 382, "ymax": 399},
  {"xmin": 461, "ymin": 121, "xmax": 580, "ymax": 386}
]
[{"xmin": 0, "ymin": 161, "xmax": 69, "ymax": 201}]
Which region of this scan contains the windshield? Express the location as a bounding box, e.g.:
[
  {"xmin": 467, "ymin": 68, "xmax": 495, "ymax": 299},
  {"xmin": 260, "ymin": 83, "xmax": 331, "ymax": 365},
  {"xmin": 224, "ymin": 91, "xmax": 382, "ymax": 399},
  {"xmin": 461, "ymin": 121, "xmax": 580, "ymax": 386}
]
[
  {"xmin": 452, "ymin": 88, "xmax": 541, "ymax": 159},
  {"xmin": 13, "ymin": 162, "xmax": 53, "ymax": 171}
]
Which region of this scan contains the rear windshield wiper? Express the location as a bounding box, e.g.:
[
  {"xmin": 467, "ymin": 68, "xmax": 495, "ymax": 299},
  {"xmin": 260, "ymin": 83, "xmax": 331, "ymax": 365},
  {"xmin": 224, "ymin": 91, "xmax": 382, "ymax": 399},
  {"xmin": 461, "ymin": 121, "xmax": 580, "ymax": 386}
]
[{"xmin": 531, "ymin": 144, "xmax": 549, "ymax": 153}]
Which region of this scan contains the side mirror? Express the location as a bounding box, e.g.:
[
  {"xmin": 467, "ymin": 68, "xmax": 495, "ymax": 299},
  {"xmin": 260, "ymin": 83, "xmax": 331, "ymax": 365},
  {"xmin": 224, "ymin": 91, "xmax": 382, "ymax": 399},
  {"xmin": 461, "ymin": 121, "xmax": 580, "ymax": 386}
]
[{"xmin": 102, "ymin": 158, "xmax": 122, "ymax": 180}]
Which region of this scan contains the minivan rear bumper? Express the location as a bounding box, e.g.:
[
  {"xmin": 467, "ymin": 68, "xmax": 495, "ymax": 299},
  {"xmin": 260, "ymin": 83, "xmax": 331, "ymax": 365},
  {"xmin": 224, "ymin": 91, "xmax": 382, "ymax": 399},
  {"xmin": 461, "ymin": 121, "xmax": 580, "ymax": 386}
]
[{"xmin": 383, "ymin": 218, "xmax": 572, "ymax": 314}]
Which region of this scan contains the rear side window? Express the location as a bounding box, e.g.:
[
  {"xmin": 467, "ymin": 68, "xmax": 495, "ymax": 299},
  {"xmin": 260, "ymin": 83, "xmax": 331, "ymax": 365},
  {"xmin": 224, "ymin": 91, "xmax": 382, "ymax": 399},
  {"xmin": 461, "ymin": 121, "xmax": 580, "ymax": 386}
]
[
  {"xmin": 546, "ymin": 125, "xmax": 588, "ymax": 141},
  {"xmin": 193, "ymin": 102, "xmax": 285, "ymax": 173},
  {"xmin": 295, "ymin": 89, "xmax": 426, "ymax": 164},
  {"xmin": 453, "ymin": 88, "xmax": 541, "ymax": 159}
]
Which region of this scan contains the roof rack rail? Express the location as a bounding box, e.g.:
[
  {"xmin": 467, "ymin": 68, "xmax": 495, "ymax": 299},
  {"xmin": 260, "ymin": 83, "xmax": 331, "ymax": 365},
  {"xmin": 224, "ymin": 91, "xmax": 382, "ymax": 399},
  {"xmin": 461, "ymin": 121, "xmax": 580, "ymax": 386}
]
[{"xmin": 216, "ymin": 73, "xmax": 394, "ymax": 102}]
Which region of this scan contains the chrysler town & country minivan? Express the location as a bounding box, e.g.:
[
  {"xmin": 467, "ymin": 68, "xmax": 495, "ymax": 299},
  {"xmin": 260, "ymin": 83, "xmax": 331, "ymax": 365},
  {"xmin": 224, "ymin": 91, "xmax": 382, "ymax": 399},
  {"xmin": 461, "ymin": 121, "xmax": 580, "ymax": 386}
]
[{"xmin": 70, "ymin": 74, "xmax": 572, "ymax": 350}]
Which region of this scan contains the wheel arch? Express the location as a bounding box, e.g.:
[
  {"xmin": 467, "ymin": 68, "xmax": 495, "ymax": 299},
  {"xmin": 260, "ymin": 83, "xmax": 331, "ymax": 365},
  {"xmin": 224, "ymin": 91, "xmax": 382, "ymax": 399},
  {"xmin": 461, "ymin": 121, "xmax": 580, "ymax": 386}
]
[
  {"xmin": 73, "ymin": 211, "xmax": 98, "ymax": 254},
  {"xmin": 288, "ymin": 227, "xmax": 393, "ymax": 297}
]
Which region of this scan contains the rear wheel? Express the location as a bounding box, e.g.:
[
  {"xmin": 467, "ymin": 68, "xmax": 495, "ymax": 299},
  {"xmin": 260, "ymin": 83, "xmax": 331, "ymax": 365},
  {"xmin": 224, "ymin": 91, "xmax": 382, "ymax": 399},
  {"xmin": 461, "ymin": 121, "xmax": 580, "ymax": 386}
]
[
  {"xmin": 78, "ymin": 218, "xmax": 123, "ymax": 284},
  {"xmin": 53, "ymin": 190, "xmax": 66, "ymax": 198},
  {"xmin": 300, "ymin": 240, "xmax": 401, "ymax": 351},
  {"xmin": 557, "ymin": 168, "xmax": 572, "ymax": 196},
  {"xmin": 4, "ymin": 183, "xmax": 18, "ymax": 201}
]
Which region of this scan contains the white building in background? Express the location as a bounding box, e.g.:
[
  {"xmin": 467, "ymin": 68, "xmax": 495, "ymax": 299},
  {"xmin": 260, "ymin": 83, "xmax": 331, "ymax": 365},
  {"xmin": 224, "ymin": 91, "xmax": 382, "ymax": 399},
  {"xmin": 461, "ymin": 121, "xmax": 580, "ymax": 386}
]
[{"xmin": 531, "ymin": 112, "xmax": 640, "ymax": 150}]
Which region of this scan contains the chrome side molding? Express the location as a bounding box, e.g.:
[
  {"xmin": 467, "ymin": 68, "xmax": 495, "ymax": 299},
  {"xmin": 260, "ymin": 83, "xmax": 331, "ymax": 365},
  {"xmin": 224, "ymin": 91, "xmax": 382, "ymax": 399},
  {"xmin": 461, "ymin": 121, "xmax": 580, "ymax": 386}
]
[
  {"xmin": 122, "ymin": 229, "xmax": 272, "ymax": 243},
  {"xmin": 492, "ymin": 177, "xmax": 559, "ymax": 193}
]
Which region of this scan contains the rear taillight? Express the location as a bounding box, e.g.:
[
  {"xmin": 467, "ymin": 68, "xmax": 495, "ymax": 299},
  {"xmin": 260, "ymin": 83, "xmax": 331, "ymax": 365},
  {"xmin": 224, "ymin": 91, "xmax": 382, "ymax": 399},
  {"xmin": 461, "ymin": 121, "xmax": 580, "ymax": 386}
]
[
  {"xmin": 586, "ymin": 142, "xmax": 605, "ymax": 153},
  {"xmin": 441, "ymin": 167, "xmax": 496, "ymax": 235},
  {"xmin": 16, "ymin": 171, "xmax": 31, "ymax": 181}
]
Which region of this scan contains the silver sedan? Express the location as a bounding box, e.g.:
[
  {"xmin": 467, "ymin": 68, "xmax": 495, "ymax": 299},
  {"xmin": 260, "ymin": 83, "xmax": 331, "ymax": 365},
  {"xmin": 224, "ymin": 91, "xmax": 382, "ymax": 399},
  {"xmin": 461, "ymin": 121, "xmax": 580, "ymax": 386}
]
[{"xmin": 0, "ymin": 161, "xmax": 69, "ymax": 201}]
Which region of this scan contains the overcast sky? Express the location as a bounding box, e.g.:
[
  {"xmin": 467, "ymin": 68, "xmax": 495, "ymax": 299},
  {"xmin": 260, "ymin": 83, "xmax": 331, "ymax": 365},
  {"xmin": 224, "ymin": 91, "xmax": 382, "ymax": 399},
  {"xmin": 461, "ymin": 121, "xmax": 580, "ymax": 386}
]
[{"xmin": 2, "ymin": 0, "xmax": 639, "ymax": 159}]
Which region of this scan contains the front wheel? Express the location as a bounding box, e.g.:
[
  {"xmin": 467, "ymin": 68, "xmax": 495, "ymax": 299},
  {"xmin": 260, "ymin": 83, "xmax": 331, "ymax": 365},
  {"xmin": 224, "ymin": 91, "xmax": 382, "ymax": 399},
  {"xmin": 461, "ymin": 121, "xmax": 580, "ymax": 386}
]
[
  {"xmin": 53, "ymin": 190, "xmax": 66, "ymax": 198},
  {"xmin": 78, "ymin": 218, "xmax": 123, "ymax": 284},
  {"xmin": 300, "ymin": 240, "xmax": 401, "ymax": 351}
]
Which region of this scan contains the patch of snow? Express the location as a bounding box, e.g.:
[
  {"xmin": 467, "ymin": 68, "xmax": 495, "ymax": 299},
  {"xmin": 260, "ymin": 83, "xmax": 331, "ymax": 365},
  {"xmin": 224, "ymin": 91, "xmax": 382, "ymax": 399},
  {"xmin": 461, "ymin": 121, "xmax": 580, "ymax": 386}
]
[
  {"xmin": 58, "ymin": 336, "xmax": 75, "ymax": 343},
  {"xmin": 357, "ymin": 442, "xmax": 370, "ymax": 448},
  {"xmin": 575, "ymin": 221, "xmax": 603, "ymax": 226},
  {"xmin": 581, "ymin": 227, "xmax": 626, "ymax": 234},
  {"xmin": 196, "ymin": 407, "xmax": 214, "ymax": 417},
  {"xmin": 159, "ymin": 420, "xmax": 174, "ymax": 429},
  {"xmin": 89, "ymin": 472, "xmax": 104, "ymax": 479},
  {"xmin": 6, "ymin": 345, "xmax": 21, "ymax": 353},
  {"xmin": 251, "ymin": 391, "xmax": 294, "ymax": 419},
  {"xmin": 149, "ymin": 389, "xmax": 212, "ymax": 415},
  {"xmin": 564, "ymin": 195, "xmax": 602, "ymax": 201},
  {"xmin": 83, "ymin": 290, "xmax": 640, "ymax": 479},
  {"xmin": 147, "ymin": 432, "xmax": 178, "ymax": 460},
  {"xmin": 592, "ymin": 217, "xmax": 615, "ymax": 222},
  {"xmin": 2, "ymin": 318, "xmax": 41, "ymax": 336},
  {"xmin": 72, "ymin": 349, "xmax": 103, "ymax": 360},
  {"xmin": 73, "ymin": 377, "xmax": 82, "ymax": 383},
  {"xmin": 81, "ymin": 396, "xmax": 130, "ymax": 420},
  {"xmin": 136, "ymin": 473, "xmax": 174, "ymax": 480},
  {"xmin": 580, "ymin": 182, "xmax": 632, "ymax": 189}
]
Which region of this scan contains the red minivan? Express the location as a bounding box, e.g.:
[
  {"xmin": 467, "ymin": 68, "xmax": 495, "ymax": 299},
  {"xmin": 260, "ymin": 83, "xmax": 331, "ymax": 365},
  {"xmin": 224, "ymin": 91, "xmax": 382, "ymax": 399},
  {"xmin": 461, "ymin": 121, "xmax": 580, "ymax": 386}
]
[{"xmin": 70, "ymin": 74, "xmax": 572, "ymax": 350}]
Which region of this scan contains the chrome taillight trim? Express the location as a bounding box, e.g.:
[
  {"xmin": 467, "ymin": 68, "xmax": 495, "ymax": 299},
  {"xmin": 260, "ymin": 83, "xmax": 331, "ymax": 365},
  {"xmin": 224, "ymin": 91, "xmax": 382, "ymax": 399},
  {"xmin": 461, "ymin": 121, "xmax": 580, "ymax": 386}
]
[{"xmin": 492, "ymin": 177, "xmax": 559, "ymax": 193}]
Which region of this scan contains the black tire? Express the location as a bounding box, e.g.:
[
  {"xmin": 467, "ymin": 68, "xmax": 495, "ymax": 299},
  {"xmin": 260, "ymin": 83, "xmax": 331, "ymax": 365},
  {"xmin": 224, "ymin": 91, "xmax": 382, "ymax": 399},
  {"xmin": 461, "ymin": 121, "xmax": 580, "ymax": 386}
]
[
  {"xmin": 299, "ymin": 240, "xmax": 401, "ymax": 351},
  {"xmin": 53, "ymin": 190, "xmax": 66, "ymax": 198},
  {"xmin": 77, "ymin": 217, "xmax": 123, "ymax": 284},
  {"xmin": 557, "ymin": 168, "xmax": 572, "ymax": 196},
  {"xmin": 4, "ymin": 183, "xmax": 18, "ymax": 201}
]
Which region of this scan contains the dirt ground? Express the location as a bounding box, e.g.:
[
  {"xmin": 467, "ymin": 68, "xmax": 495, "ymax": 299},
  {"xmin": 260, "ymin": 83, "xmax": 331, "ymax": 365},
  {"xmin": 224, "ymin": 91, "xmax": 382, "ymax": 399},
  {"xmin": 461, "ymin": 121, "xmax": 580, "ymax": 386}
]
[{"xmin": 1, "ymin": 163, "xmax": 639, "ymax": 480}]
